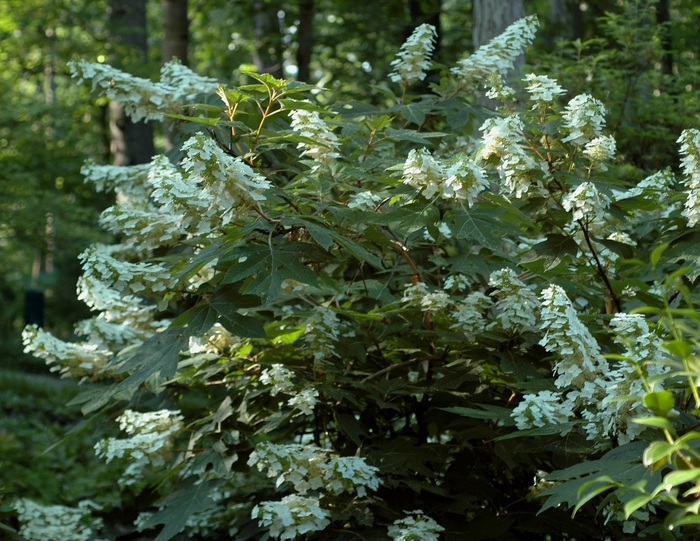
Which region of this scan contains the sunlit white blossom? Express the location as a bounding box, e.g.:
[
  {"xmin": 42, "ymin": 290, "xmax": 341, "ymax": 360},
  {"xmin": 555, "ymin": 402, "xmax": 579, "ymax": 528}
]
[
  {"xmin": 252, "ymin": 495, "xmax": 330, "ymax": 540},
  {"xmin": 450, "ymin": 291, "xmax": 492, "ymax": 340},
  {"xmin": 290, "ymin": 109, "xmax": 340, "ymax": 169},
  {"xmin": 303, "ymin": 306, "xmax": 345, "ymax": 362},
  {"xmin": 677, "ymin": 129, "xmax": 700, "ymax": 226},
  {"xmin": 561, "ymin": 94, "xmax": 607, "ymax": 145},
  {"xmin": 485, "ymin": 73, "xmax": 516, "ymax": 102},
  {"xmin": 348, "ymin": 190, "xmax": 382, "ymax": 211},
  {"xmin": 388, "ymin": 510, "xmax": 445, "ymax": 541},
  {"xmin": 22, "ymin": 324, "xmax": 112, "ymax": 379},
  {"xmin": 511, "ymin": 390, "xmax": 571, "ymax": 429},
  {"xmin": 14, "ymin": 499, "xmax": 104, "ymax": 541},
  {"xmin": 95, "ymin": 409, "xmax": 184, "ymax": 486},
  {"xmin": 389, "ymin": 24, "xmax": 437, "ymax": 86},
  {"xmin": 287, "ymin": 387, "xmax": 319, "ymax": 416},
  {"xmin": 443, "ymin": 274, "xmax": 471, "ymax": 292},
  {"xmin": 260, "ymin": 364, "xmax": 295, "ymax": 395},
  {"xmin": 489, "ymin": 268, "xmax": 540, "ymax": 332},
  {"xmin": 480, "ymin": 115, "xmax": 542, "ymax": 198},
  {"xmin": 613, "ymin": 168, "xmax": 675, "ymax": 201},
  {"xmin": 402, "ymin": 282, "xmax": 451, "ymax": 311},
  {"xmin": 523, "ymin": 73, "xmax": 565, "ymax": 109},
  {"xmin": 452, "ymin": 16, "xmax": 539, "ymax": 91},
  {"xmin": 583, "ymin": 135, "xmax": 616, "ymax": 169},
  {"xmin": 561, "ymin": 182, "xmax": 610, "ymax": 222},
  {"xmin": 69, "ymin": 59, "xmax": 218, "ymax": 122},
  {"xmin": 539, "ymin": 285, "xmax": 607, "ymax": 388}
]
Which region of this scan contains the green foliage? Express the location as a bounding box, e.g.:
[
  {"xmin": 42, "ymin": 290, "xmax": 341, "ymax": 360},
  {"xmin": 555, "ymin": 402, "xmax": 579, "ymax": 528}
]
[{"xmin": 15, "ymin": 2, "xmax": 700, "ymax": 540}]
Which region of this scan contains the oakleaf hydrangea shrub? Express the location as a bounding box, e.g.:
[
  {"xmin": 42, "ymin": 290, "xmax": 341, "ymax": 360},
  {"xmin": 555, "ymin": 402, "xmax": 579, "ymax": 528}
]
[{"xmin": 17, "ymin": 4, "xmax": 700, "ymax": 540}]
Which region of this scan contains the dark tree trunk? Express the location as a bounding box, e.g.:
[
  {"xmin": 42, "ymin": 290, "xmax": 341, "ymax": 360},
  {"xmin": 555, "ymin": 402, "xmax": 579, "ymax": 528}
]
[
  {"xmin": 549, "ymin": 0, "xmax": 582, "ymax": 41},
  {"xmin": 162, "ymin": 0, "xmax": 189, "ymax": 150},
  {"xmin": 163, "ymin": 0, "xmax": 188, "ymax": 65},
  {"xmin": 296, "ymin": 0, "xmax": 313, "ymax": 82},
  {"xmin": 252, "ymin": 0, "xmax": 284, "ymax": 79},
  {"xmin": 107, "ymin": 0, "xmax": 155, "ymax": 165},
  {"xmin": 472, "ymin": 0, "xmax": 525, "ymax": 107},
  {"xmin": 656, "ymin": 0, "xmax": 673, "ymax": 75}
]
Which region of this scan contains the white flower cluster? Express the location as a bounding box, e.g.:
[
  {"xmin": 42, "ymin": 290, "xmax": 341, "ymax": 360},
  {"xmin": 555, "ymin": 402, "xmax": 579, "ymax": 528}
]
[
  {"xmin": 81, "ymin": 160, "xmax": 152, "ymax": 201},
  {"xmin": 95, "ymin": 409, "xmax": 184, "ymax": 486},
  {"xmin": 511, "ymin": 390, "xmax": 570, "ymax": 430},
  {"xmin": 248, "ymin": 442, "xmax": 381, "ymax": 497},
  {"xmin": 452, "ymin": 15, "xmax": 539, "ymax": 90},
  {"xmin": 252, "ymin": 495, "xmax": 330, "ymax": 540},
  {"xmin": 485, "ymin": 73, "xmax": 516, "ymax": 102},
  {"xmin": 561, "ymin": 94, "xmax": 607, "ymax": 146},
  {"xmin": 450, "ymin": 291, "xmax": 492, "ymax": 341},
  {"xmin": 287, "ymin": 387, "xmax": 319, "ymax": 416},
  {"xmin": 523, "ymin": 74, "xmax": 565, "ymax": 110},
  {"xmin": 348, "ymin": 190, "xmax": 383, "ymax": 211},
  {"xmin": 303, "ymin": 306, "xmax": 348, "ymax": 362},
  {"xmin": 69, "ymin": 59, "xmax": 218, "ymax": 122},
  {"xmin": 74, "ymin": 315, "xmax": 151, "ymax": 351},
  {"xmin": 513, "ymin": 290, "xmax": 660, "ymax": 444},
  {"xmin": 402, "ymin": 282, "xmax": 451, "ymax": 312},
  {"xmin": 248, "ymin": 442, "xmax": 381, "ymax": 539},
  {"xmin": 389, "ymin": 23, "xmax": 437, "ymax": 86},
  {"xmin": 290, "ymin": 109, "xmax": 340, "ymax": 169},
  {"xmin": 488, "ymin": 268, "xmax": 540, "ymax": 332},
  {"xmin": 14, "ymin": 499, "xmax": 105, "ymax": 541},
  {"xmin": 77, "ymin": 275, "xmax": 158, "ymax": 328},
  {"xmin": 539, "ymin": 285, "xmax": 606, "ymax": 388},
  {"xmin": 561, "ymin": 182, "xmax": 610, "ymax": 222},
  {"xmin": 583, "ymin": 135, "xmax": 617, "ymax": 169},
  {"xmin": 260, "ymin": 363, "xmax": 296, "ymax": 395},
  {"xmin": 677, "ymin": 129, "xmax": 700, "ymax": 227},
  {"xmin": 480, "ymin": 115, "xmax": 541, "ymax": 198},
  {"xmin": 387, "ymin": 510, "xmax": 445, "ymax": 541},
  {"xmin": 22, "ymin": 324, "xmax": 112, "ymax": 379},
  {"xmin": 613, "ymin": 168, "xmax": 675, "ymax": 201},
  {"xmin": 79, "ymin": 245, "xmax": 178, "ymax": 296},
  {"xmin": 402, "ymin": 148, "xmax": 488, "ymax": 204}
]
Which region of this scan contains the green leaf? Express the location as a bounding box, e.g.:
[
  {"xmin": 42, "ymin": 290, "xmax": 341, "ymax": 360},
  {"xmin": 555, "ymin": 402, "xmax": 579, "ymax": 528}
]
[
  {"xmin": 632, "ymin": 416, "xmax": 676, "ymax": 433},
  {"xmin": 0, "ymin": 522, "xmax": 26, "ymax": 541},
  {"xmin": 115, "ymin": 327, "xmax": 190, "ymax": 390},
  {"xmin": 493, "ymin": 421, "xmax": 579, "ymax": 440},
  {"xmin": 446, "ymin": 208, "xmax": 512, "ymax": 251},
  {"xmin": 643, "ymin": 441, "xmax": 674, "ymax": 468},
  {"xmin": 440, "ymin": 405, "xmax": 516, "ymax": 426},
  {"xmin": 369, "ymin": 202, "xmax": 439, "ymax": 239},
  {"xmin": 163, "ymin": 112, "xmax": 219, "ymax": 127},
  {"xmin": 206, "ymin": 285, "xmax": 265, "ymax": 337},
  {"xmin": 142, "ymin": 476, "xmax": 224, "ymax": 541},
  {"xmin": 658, "ymin": 231, "xmax": 700, "ymax": 280},
  {"xmin": 661, "ymin": 469, "xmax": 700, "ymax": 490},
  {"xmin": 221, "ymin": 242, "xmax": 322, "ymax": 304},
  {"xmin": 519, "ymin": 234, "xmax": 579, "ymax": 271},
  {"xmin": 572, "ymin": 477, "xmax": 618, "ymax": 517},
  {"xmin": 643, "ymin": 391, "xmax": 675, "ymax": 416},
  {"xmin": 623, "ymin": 493, "xmax": 655, "ymax": 518},
  {"xmin": 385, "ymin": 128, "xmax": 444, "ymax": 146},
  {"xmin": 329, "ymin": 231, "xmax": 383, "ymax": 268}
]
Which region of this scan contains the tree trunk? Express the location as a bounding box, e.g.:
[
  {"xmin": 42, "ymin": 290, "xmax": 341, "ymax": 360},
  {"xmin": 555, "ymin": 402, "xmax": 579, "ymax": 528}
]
[
  {"xmin": 656, "ymin": 0, "xmax": 673, "ymax": 75},
  {"xmin": 472, "ymin": 0, "xmax": 525, "ymax": 107},
  {"xmin": 162, "ymin": 0, "xmax": 189, "ymax": 150},
  {"xmin": 107, "ymin": 0, "xmax": 155, "ymax": 165},
  {"xmin": 252, "ymin": 0, "xmax": 284, "ymax": 79},
  {"xmin": 549, "ymin": 0, "xmax": 581, "ymax": 40},
  {"xmin": 296, "ymin": 0, "xmax": 313, "ymax": 82}
]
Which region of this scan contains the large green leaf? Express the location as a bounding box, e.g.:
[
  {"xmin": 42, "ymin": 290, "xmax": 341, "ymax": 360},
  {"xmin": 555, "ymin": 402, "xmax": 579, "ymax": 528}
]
[
  {"xmin": 221, "ymin": 242, "xmax": 323, "ymax": 304},
  {"xmin": 519, "ymin": 234, "xmax": 579, "ymax": 271},
  {"xmin": 445, "ymin": 208, "xmax": 516, "ymax": 251},
  {"xmin": 186, "ymin": 284, "xmax": 265, "ymax": 337},
  {"xmin": 114, "ymin": 327, "xmax": 190, "ymax": 391},
  {"xmin": 142, "ymin": 476, "xmax": 224, "ymax": 541}
]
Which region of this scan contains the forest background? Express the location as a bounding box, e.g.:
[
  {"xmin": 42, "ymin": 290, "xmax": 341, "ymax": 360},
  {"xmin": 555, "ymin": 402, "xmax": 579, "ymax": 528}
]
[{"xmin": 4, "ymin": 0, "xmax": 700, "ymax": 540}]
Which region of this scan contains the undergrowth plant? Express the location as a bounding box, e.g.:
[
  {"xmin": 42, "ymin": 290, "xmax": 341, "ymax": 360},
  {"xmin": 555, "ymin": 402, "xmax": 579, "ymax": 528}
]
[{"xmin": 12, "ymin": 2, "xmax": 700, "ymax": 540}]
